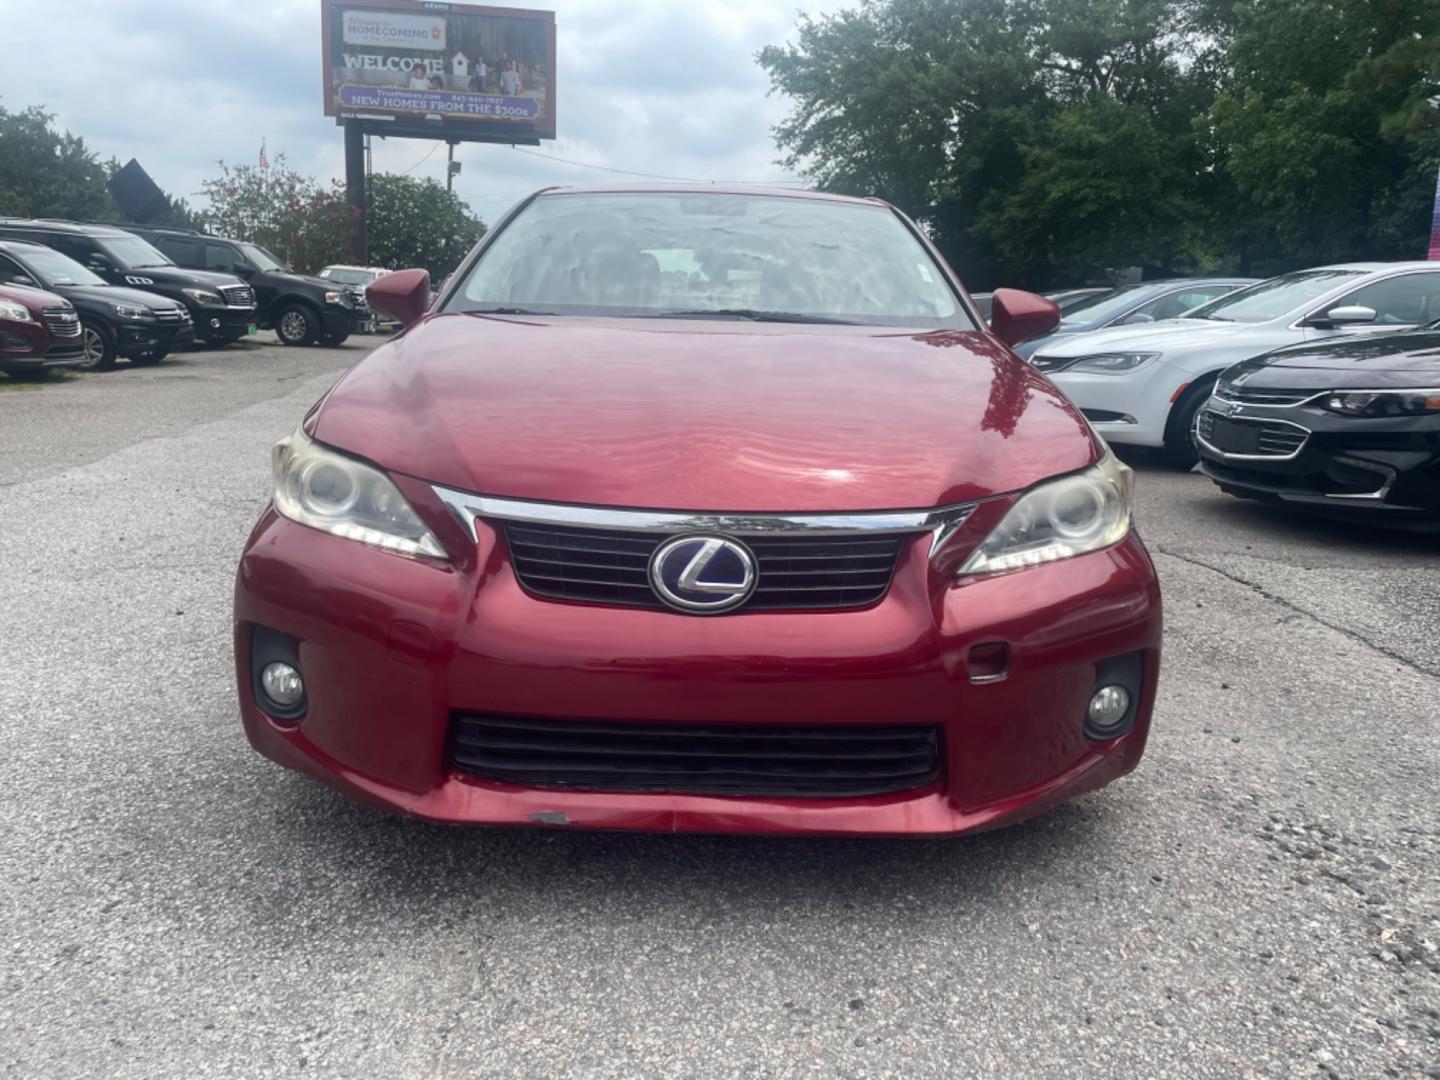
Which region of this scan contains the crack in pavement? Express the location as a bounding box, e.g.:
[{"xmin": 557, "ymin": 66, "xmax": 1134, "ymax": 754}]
[{"xmin": 1152, "ymin": 545, "xmax": 1440, "ymax": 681}]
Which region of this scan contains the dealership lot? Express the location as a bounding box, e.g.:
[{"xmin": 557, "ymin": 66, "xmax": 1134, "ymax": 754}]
[{"xmin": 0, "ymin": 340, "xmax": 1436, "ymax": 1078}]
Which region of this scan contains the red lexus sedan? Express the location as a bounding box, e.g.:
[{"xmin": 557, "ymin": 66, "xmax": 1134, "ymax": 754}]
[{"xmin": 234, "ymin": 185, "xmax": 1161, "ymax": 835}]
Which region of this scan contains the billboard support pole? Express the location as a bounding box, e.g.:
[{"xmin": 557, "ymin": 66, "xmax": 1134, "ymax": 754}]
[{"xmin": 344, "ymin": 120, "xmax": 368, "ymax": 265}]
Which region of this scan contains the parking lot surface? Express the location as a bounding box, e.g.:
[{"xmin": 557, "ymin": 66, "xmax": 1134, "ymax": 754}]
[{"xmin": 1, "ymin": 339, "xmax": 1436, "ymax": 1078}]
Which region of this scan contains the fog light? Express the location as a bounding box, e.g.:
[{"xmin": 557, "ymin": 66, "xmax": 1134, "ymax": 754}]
[
  {"xmin": 1087, "ymin": 685, "xmax": 1131, "ymax": 733},
  {"xmin": 260, "ymin": 662, "xmax": 304, "ymax": 707},
  {"xmin": 209, "ymin": 317, "xmax": 222, "ymax": 330}
]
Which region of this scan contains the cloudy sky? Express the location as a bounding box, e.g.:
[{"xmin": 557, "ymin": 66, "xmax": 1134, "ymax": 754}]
[{"xmin": 0, "ymin": 0, "xmax": 851, "ymax": 222}]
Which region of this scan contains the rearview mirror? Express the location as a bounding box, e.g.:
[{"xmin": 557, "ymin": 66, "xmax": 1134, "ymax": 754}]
[
  {"xmin": 366, "ymin": 267, "xmax": 431, "ymax": 329},
  {"xmin": 989, "ymin": 288, "xmax": 1060, "ymax": 348},
  {"xmin": 1315, "ymin": 305, "xmax": 1377, "ymax": 327}
]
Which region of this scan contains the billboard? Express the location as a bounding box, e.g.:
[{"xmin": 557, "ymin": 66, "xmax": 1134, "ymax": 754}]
[{"xmin": 322, "ymin": 0, "xmax": 556, "ymax": 139}]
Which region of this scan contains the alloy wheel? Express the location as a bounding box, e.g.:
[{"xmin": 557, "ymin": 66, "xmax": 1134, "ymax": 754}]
[
  {"xmin": 279, "ymin": 311, "xmax": 308, "ymax": 343},
  {"xmin": 81, "ymin": 327, "xmax": 106, "ymax": 369}
]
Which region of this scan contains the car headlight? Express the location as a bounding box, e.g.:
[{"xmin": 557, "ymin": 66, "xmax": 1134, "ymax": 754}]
[
  {"xmin": 1063, "ymin": 352, "xmax": 1161, "ymax": 375},
  {"xmin": 181, "ymin": 288, "xmax": 223, "ymax": 306},
  {"xmin": 0, "ymin": 299, "xmax": 32, "ymax": 322},
  {"xmin": 272, "ymin": 429, "xmax": 446, "ymax": 560},
  {"xmin": 323, "ymin": 290, "xmax": 351, "ymax": 307},
  {"xmin": 959, "ymin": 451, "xmax": 1133, "ymax": 576},
  {"xmin": 111, "ymin": 303, "xmax": 151, "ymax": 320},
  {"xmin": 1321, "ymin": 390, "xmax": 1440, "ymax": 417}
]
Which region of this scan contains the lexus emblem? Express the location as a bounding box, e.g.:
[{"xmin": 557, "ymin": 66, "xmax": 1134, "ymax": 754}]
[{"xmin": 649, "ymin": 535, "xmax": 756, "ymax": 614}]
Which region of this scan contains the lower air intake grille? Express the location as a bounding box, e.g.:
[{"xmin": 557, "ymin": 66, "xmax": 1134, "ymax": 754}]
[
  {"xmin": 502, "ymin": 523, "xmax": 910, "ymax": 612},
  {"xmin": 449, "ymin": 715, "xmax": 942, "ymax": 797}
]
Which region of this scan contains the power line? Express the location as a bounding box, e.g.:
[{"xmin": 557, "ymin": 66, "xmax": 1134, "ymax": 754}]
[
  {"xmin": 509, "ymin": 146, "xmax": 808, "ymax": 186},
  {"xmin": 398, "ymin": 142, "xmax": 441, "ymax": 175}
]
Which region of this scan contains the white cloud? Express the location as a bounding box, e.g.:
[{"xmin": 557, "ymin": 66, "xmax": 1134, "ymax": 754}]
[{"xmin": 0, "ymin": 0, "xmax": 853, "ymax": 223}]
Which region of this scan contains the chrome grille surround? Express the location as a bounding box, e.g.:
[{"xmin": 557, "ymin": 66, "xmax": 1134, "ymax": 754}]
[
  {"xmin": 220, "ymin": 285, "xmax": 257, "ymax": 309},
  {"xmin": 1197, "ymin": 410, "xmax": 1310, "ymax": 461},
  {"xmin": 41, "ymin": 307, "xmax": 80, "ymax": 338},
  {"xmin": 435, "ymin": 488, "xmax": 978, "ymax": 614}
]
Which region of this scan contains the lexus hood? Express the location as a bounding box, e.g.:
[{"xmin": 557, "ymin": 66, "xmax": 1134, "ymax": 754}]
[{"xmin": 310, "ymin": 314, "xmax": 1101, "ymax": 513}]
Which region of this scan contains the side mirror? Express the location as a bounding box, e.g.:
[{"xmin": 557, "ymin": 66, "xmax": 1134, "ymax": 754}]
[
  {"xmin": 8, "ymin": 274, "xmax": 37, "ymax": 288},
  {"xmin": 366, "ymin": 267, "xmax": 431, "ymax": 329},
  {"xmin": 1121, "ymin": 312, "xmax": 1155, "ymax": 325},
  {"xmin": 1312, "ymin": 305, "xmax": 1377, "ymax": 327},
  {"xmin": 990, "ymin": 288, "xmax": 1060, "ymax": 348}
]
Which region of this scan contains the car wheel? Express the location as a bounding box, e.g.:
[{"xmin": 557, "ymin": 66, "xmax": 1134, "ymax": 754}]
[
  {"xmin": 319, "ymin": 331, "xmax": 349, "ymax": 347},
  {"xmin": 1163, "ymin": 376, "xmax": 1217, "ymax": 469},
  {"xmin": 130, "ymin": 350, "xmax": 166, "ymax": 366},
  {"xmin": 275, "ymin": 304, "xmax": 319, "ymax": 346},
  {"xmin": 77, "ymin": 319, "xmax": 117, "ymax": 372}
]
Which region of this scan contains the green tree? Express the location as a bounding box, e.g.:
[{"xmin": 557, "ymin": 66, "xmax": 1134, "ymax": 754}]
[
  {"xmin": 367, "ymin": 173, "xmax": 486, "ymax": 276},
  {"xmin": 1208, "ymin": 0, "xmax": 1440, "ymax": 274},
  {"xmin": 759, "ymin": 0, "xmax": 1219, "ymax": 286},
  {"xmin": 197, "ymin": 155, "xmax": 354, "ymax": 273},
  {"xmin": 0, "ymin": 103, "xmax": 116, "ymax": 220}
]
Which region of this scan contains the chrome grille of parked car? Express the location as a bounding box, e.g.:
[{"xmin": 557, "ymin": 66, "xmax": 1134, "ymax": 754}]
[
  {"xmin": 448, "ymin": 714, "xmax": 942, "ymax": 797},
  {"xmin": 153, "ymin": 307, "xmax": 188, "ymax": 323},
  {"xmin": 501, "ymin": 523, "xmax": 912, "ymax": 612},
  {"xmin": 41, "ymin": 307, "xmax": 80, "ymax": 337},
  {"xmin": 1213, "ymin": 384, "xmax": 1313, "ymax": 406},
  {"xmin": 1198, "ymin": 411, "xmax": 1309, "ymax": 457},
  {"xmin": 220, "ymin": 285, "xmax": 256, "ymax": 308}
]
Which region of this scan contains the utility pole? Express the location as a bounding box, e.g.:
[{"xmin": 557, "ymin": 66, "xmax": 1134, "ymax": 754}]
[
  {"xmin": 343, "ymin": 122, "xmax": 368, "ymax": 264},
  {"xmin": 447, "ymin": 140, "xmax": 461, "ymax": 193}
]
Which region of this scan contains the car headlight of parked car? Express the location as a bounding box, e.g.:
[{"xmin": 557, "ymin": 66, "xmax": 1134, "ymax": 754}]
[
  {"xmin": 0, "ymin": 299, "xmax": 32, "ymax": 322},
  {"xmin": 960, "ymin": 451, "xmax": 1133, "ymax": 576},
  {"xmin": 111, "ymin": 303, "xmax": 152, "ymax": 320},
  {"xmin": 181, "ymin": 288, "xmax": 224, "ymax": 306},
  {"xmin": 323, "ymin": 290, "xmax": 352, "ymax": 308},
  {"xmin": 272, "ymin": 428, "xmax": 446, "ymax": 560},
  {"xmin": 1060, "ymin": 352, "xmax": 1162, "ymax": 375},
  {"xmin": 1321, "ymin": 390, "xmax": 1440, "ymax": 417}
]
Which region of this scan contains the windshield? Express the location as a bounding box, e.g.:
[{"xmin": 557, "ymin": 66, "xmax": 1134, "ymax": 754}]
[
  {"xmin": 100, "ymin": 235, "xmax": 172, "ymax": 269},
  {"xmin": 19, "ymin": 247, "xmax": 106, "ymax": 287},
  {"xmin": 1187, "ymin": 270, "xmax": 1365, "ymax": 323},
  {"xmin": 321, "ymin": 268, "xmax": 375, "ymax": 285},
  {"xmin": 239, "ymin": 243, "xmax": 286, "ymax": 272},
  {"xmin": 1058, "ymin": 285, "xmax": 1161, "ymax": 327},
  {"xmin": 451, "ymin": 191, "xmax": 969, "ymax": 328}
]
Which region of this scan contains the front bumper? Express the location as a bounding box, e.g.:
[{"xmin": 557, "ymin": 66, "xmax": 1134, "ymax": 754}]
[
  {"xmin": 234, "ymin": 505, "xmax": 1162, "ymax": 835},
  {"xmin": 115, "ymin": 321, "xmax": 194, "ymax": 356},
  {"xmin": 196, "ymin": 307, "xmax": 257, "ymax": 336},
  {"xmin": 321, "ymin": 308, "xmax": 359, "ymax": 337},
  {"xmin": 1047, "ymin": 367, "xmax": 1177, "ymax": 448},
  {"xmin": 0, "ymin": 326, "xmax": 85, "ymax": 371},
  {"xmin": 1197, "ymin": 402, "xmax": 1440, "ymax": 525}
]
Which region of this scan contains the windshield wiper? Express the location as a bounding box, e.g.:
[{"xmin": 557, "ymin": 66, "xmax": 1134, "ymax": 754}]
[
  {"xmin": 652, "ymin": 308, "xmax": 859, "ymax": 325},
  {"xmin": 465, "ymin": 306, "xmax": 558, "ymax": 317}
]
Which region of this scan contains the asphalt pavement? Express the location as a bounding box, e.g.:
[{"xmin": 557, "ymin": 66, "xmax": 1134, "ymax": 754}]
[{"xmin": 1, "ymin": 338, "xmax": 1436, "ymax": 1079}]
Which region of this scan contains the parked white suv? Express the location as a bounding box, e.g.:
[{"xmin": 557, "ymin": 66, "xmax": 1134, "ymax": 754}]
[{"xmin": 1029, "ymin": 263, "xmax": 1440, "ymax": 465}]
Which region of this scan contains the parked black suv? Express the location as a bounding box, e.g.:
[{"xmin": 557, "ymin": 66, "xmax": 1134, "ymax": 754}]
[
  {"xmin": 120, "ymin": 226, "xmax": 361, "ymax": 347},
  {"xmin": 0, "ymin": 219, "xmax": 256, "ymax": 346},
  {"xmin": 0, "ymin": 239, "xmax": 194, "ymax": 369}
]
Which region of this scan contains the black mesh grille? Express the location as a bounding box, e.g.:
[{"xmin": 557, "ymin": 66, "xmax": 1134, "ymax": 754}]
[
  {"xmin": 1198, "ymin": 411, "xmax": 1308, "ymax": 457},
  {"xmin": 449, "ymin": 714, "xmax": 942, "ymax": 797},
  {"xmin": 501, "ymin": 523, "xmax": 910, "ymax": 612}
]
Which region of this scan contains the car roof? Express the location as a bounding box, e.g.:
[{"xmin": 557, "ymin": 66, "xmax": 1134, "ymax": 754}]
[
  {"xmin": 0, "ymin": 238, "xmax": 51, "ymax": 251},
  {"xmin": 1302, "ymin": 262, "xmax": 1440, "ymax": 273},
  {"xmin": 532, "ymin": 183, "xmax": 886, "ymax": 207},
  {"xmin": 0, "ymin": 218, "xmax": 133, "ymax": 238}
]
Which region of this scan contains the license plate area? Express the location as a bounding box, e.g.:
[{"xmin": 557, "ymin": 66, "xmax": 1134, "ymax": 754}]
[{"xmin": 1207, "ymin": 416, "xmax": 1262, "ymax": 454}]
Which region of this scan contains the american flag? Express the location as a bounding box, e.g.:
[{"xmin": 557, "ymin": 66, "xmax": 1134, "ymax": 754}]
[{"xmin": 259, "ymin": 139, "xmax": 270, "ymax": 171}]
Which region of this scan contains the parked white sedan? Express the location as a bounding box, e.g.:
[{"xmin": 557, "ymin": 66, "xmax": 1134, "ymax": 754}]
[{"xmin": 1028, "ymin": 262, "xmax": 1440, "ymax": 465}]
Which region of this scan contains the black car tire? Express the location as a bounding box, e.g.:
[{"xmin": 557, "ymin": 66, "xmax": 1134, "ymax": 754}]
[
  {"xmin": 1163, "ymin": 375, "xmax": 1217, "ymax": 469},
  {"xmin": 130, "ymin": 350, "xmax": 166, "ymax": 366},
  {"xmin": 77, "ymin": 319, "xmax": 118, "ymax": 372},
  {"xmin": 275, "ymin": 303, "xmax": 320, "ymax": 346},
  {"xmin": 319, "ymin": 331, "xmax": 350, "ymax": 347}
]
